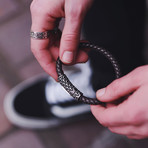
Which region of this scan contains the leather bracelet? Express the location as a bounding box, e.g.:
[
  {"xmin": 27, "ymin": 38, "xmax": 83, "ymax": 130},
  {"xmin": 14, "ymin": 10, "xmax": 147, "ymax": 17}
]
[{"xmin": 56, "ymin": 42, "xmax": 121, "ymax": 105}]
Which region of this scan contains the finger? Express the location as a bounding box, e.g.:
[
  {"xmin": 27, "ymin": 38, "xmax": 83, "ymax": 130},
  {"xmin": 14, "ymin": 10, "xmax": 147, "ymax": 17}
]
[
  {"xmin": 74, "ymin": 49, "xmax": 88, "ymax": 63},
  {"xmin": 31, "ymin": 41, "xmax": 59, "ymax": 80},
  {"xmin": 73, "ymin": 41, "xmax": 90, "ymax": 64},
  {"xmin": 91, "ymin": 105, "xmax": 123, "ymax": 127},
  {"xmin": 109, "ymin": 124, "xmax": 148, "ymax": 139},
  {"xmin": 60, "ymin": 2, "xmax": 85, "ymax": 64},
  {"xmin": 91, "ymin": 103, "xmax": 131, "ymax": 127},
  {"xmin": 127, "ymin": 135, "xmax": 145, "ymax": 139},
  {"xmin": 30, "ymin": 0, "xmax": 61, "ymax": 31},
  {"xmin": 96, "ymin": 69, "xmax": 142, "ymax": 102},
  {"xmin": 30, "ymin": 2, "xmax": 60, "ymax": 80},
  {"xmin": 31, "ymin": 32, "xmax": 61, "ymax": 80},
  {"xmin": 109, "ymin": 125, "xmax": 141, "ymax": 136}
]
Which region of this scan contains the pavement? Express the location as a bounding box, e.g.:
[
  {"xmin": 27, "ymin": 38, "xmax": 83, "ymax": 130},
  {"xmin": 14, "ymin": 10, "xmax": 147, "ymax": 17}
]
[{"xmin": 1, "ymin": 0, "xmax": 148, "ymax": 148}]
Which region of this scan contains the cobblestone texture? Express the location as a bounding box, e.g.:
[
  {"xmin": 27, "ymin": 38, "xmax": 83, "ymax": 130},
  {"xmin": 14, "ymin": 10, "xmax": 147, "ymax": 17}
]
[
  {"xmin": 58, "ymin": 118, "xmax": 105, "ymax": 148},
  {"xmin": 0, "ymin": 130, "xmax": 45, "ymax": 148}
]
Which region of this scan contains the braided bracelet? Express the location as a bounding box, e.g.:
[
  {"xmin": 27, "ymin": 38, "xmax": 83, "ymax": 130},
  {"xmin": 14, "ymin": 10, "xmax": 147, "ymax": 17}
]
[{"xmin": 56, "ymin": 42, "xmax": 121, "ymax": 105}]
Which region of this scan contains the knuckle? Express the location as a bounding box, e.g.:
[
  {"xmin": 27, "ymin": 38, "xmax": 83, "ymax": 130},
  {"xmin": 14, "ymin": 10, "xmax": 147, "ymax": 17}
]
[
  {"xmin": 67, "ymin": 5, "xmax": 84, "ymax": 20},
  {"xmin": 111, "ymin": 79, "xmax": 120, "ymax": 91},
  {"xmin": 107, "ymin": 79, "xmax": 120, "ymax": 96},
  {"xmin": 127, "ymin": 111, "xmax": 143, "ymax": 125},
  {"xmin": 131, "ymin": 66, "xmax": 148, "ymax": 84},
  {"xmin": 62, "ymin": 33, "xmax": 78, "ymax": 43},
  {"xmin": 133, "ymin": 66, "xmax": 144, "ymax": 74},
  {"xmin": 131, "ymin": 67, "xmax": 143, "ymax": 81},
  {"xmin": 30, "ymin": 1, "xmax": 44, "ymax": 15},
  {"xmin": 132, "ymin": 66, "xmax": 146, "ymax": 79},
  {"xmin": 62, "ymin": 33, "xmax": 79, "ymax": 51}
]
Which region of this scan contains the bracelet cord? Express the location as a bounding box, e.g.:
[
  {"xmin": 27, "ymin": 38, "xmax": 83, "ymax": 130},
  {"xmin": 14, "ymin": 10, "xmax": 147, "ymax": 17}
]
[{"xmin": 56, "ymin": 42, "xmax": 121, "ymax": 105}]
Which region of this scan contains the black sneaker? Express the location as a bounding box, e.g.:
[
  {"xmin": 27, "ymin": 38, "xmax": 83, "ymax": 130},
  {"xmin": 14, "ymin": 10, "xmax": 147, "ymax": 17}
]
[{"xmin": 4, "ymin": 74, "xmax": 92, "ymax": 129}]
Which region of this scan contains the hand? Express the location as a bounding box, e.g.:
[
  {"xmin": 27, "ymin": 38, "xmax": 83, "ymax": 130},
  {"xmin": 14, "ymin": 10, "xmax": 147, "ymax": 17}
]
[
  {"xmin": 91, "ymin": 65, "xmax": 148, "ymax": 139},
  {"xmin": 30, "ymin": 0, "xmax": 93, "ymax": 80}
]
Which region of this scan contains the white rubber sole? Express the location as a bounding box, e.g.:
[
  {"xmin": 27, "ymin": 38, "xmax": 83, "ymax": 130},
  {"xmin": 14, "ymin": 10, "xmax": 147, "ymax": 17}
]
[
  {"xmin": 4, "ymin": 74, "xmax": 62, "ymax": 129},
  {"xmin": 4, "ymin": 73, "xmax": 91, "ymax": 129}
]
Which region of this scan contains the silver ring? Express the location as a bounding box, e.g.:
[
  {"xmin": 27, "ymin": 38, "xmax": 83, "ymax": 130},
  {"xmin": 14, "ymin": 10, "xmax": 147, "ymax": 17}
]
[{"xmin": 30, "ymin": 31, "xmax": 50, "ymax": 39}]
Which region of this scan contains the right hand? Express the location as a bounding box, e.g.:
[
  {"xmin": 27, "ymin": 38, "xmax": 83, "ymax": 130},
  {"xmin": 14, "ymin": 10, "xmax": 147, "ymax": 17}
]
[{"xmin": 30, "ymin": 0, "xmax": 94, "ymax": 80}]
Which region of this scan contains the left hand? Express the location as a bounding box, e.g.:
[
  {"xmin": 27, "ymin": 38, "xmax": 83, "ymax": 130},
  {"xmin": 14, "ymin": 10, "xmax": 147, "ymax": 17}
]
[{"xmin": 91, "ymin": 65, "xmax": 148, "ymax": 139}]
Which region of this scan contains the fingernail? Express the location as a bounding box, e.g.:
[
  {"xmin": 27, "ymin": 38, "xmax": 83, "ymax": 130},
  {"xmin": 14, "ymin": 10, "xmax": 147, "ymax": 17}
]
[
  {"xmin": 97, "ymin": 88, "xmax": 106, "ymax": 97},
  {"xmin": 62, "ymin": 51, "xmax": 74, "ymax": 63}
]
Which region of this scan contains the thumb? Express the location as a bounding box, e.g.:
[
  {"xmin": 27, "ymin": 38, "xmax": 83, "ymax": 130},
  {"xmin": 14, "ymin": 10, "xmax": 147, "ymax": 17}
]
[
  {"xmin": 96, "ymin": 71, "xmax": 141, "ymax": 102},
  {"xmin": 59, "ymin": 5, "xmax": 84, "ymax": 64}
]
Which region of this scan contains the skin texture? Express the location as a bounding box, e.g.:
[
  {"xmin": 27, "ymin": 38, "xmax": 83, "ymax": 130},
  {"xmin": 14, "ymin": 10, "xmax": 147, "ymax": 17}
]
[
  {"xmin": 30, "ymin": 0, "xmax": 148, "ymax": 140},
  {"xmin": 91, "ymin": 65, "xmax": 148, "ymax": 139},
  {"xmin": 30, "ymin": 0, "xmax": 93, "ymax": 80}
]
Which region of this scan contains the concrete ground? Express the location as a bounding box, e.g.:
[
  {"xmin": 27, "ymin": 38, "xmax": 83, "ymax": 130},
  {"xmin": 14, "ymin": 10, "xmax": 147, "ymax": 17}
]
[{"xmin": 1, "ymin": 0, "xmax": 148, "ymax": 148}]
